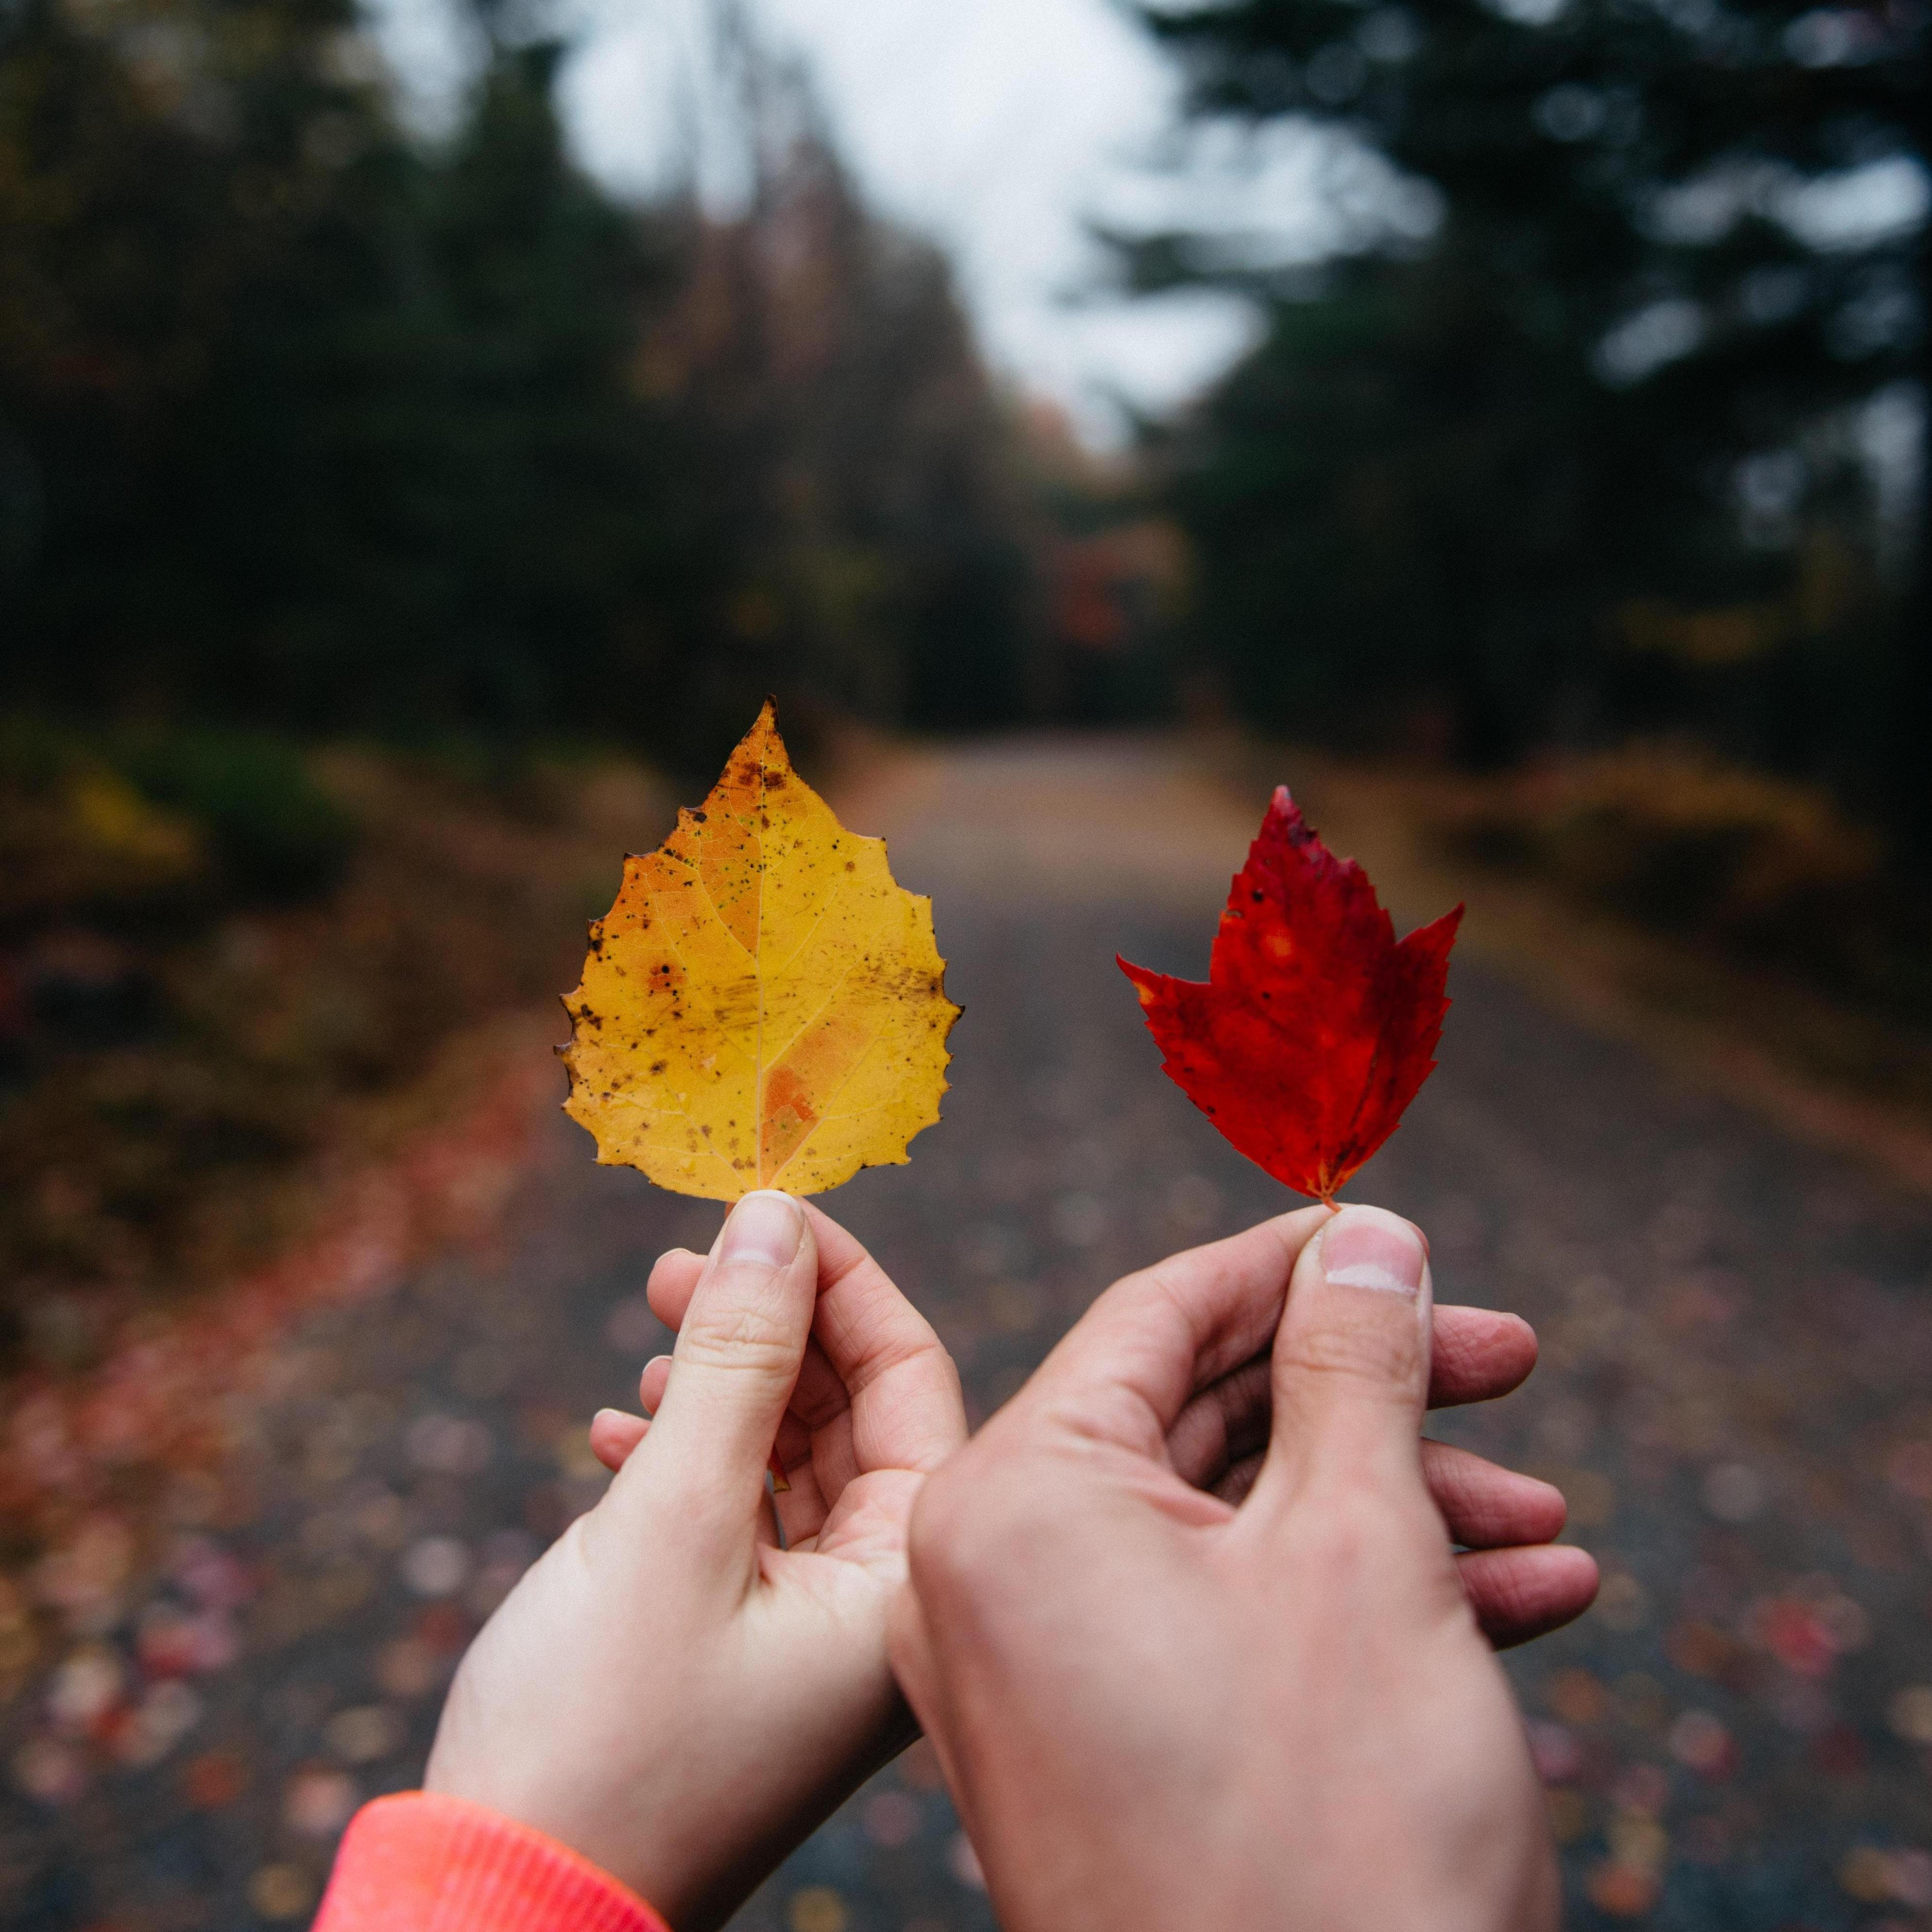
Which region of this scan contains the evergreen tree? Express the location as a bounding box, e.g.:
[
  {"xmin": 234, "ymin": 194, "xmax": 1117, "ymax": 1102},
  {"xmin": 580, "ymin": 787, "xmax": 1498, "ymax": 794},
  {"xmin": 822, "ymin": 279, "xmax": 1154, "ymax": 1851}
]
[
  {"xmin": 1, "ymin": 1, "xmax": 1036, "ymax": 760},
  {"xmin": 1137, "ymin": 0, "xmax": 1928, "ymax": 833},
  {"xmin": 0, "ymin": 0, "xmax": 415, "ymax": 711}
]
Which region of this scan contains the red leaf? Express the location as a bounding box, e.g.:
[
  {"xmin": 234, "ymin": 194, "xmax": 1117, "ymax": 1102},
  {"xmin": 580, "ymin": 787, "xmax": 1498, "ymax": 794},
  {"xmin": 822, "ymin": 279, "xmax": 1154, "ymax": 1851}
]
[{"xmin": 1119, "ymin": 787, "xmax": 1462, "ymax": 1203}]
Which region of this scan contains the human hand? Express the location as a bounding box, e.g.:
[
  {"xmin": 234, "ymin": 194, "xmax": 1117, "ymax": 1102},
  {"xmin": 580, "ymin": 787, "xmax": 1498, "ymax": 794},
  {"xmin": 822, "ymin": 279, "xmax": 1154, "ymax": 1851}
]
[
  {"xmin": 425, "ymin": 1192, "xmax": 966, "ymax": 1932},
  {"xmin": 890, "ymin": 1204, "xmax": 1596, "ymax": 1932}
]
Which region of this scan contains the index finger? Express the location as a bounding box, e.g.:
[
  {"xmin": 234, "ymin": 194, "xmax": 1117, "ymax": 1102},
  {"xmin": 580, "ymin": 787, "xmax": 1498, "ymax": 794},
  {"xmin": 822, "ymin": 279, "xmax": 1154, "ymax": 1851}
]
[
  {"xmin": 797, "ymin": 1200, "xmax": 966, "ymax": 1477},
  {"xmin": 1014, "ymin": 1207, "xmax": 1332, "ymax": 1459},
  {"xmin": 1163, "ymin": 1304, "xmax": 1539, "ymax": 1489}
]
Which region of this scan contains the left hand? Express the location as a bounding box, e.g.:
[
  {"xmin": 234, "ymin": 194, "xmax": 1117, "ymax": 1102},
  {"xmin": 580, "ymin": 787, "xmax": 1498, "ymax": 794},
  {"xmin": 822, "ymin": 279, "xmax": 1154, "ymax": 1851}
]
[{"xmin": 424, "ymin": 1191, "xmax": 966, "ymax": 1932}]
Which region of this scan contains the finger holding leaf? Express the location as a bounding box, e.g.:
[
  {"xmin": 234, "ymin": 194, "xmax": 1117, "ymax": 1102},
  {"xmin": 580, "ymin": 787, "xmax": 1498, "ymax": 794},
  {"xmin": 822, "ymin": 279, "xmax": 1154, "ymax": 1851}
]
[
  {"xmin": 426, "ymin": 708, "xmax": 967, "ymax": 1931},
  {"xmin": 592, "ymin": 1200, "xmax": 966, "ymax": 1556}
]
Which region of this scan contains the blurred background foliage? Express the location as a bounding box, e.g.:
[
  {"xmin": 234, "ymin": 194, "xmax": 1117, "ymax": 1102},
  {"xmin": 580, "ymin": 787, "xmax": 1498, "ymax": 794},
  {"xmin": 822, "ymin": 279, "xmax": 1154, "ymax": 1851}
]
[
  {"xmin": 0, "ymin": 0, "xmax": 1054, "ymax": 769},
  {"xmin": 0, "ymin": 0, "xmax": 1928, "ymax": 1355},
  {"xmin": 1131, "ymin": 0, "xmax": 1926, "ymax": 836},
  {"xmin": 0, "ymin": 0, "xmax": 1182, "ymax": 1359}
]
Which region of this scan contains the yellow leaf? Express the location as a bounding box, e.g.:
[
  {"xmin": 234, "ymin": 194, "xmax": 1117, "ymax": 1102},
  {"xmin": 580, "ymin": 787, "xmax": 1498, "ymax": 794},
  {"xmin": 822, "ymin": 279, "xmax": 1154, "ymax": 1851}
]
[{"xmin": 560, "ymin": 702, "xmax": 959, "ymax": 1200}]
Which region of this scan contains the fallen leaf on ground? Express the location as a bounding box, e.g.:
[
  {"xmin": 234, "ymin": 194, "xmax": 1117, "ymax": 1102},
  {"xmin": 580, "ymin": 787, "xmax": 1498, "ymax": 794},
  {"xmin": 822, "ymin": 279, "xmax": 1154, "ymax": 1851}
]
[
  {"xmin": 1119, "ymin": 786, "xmax": 1461, "ymax": 1203},
  {"xmin": 562, "ymin": 702, "xmax": 958, "ymax": 1200}
]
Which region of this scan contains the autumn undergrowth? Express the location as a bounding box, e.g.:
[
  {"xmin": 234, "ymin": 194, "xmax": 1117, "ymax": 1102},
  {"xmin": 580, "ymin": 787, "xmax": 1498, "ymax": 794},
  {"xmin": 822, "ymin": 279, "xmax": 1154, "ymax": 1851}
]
[
  {"xmin": 0, "ymin": 718, "xmax": 673, "ymax": 1377},
  {"xmin": 1272, "ymin": 738, "xmax": 1932, "ymax": 1154},
  {"xmin": 1439, "ymin": 746, "xmax": 1932, "ymax": 1031}
]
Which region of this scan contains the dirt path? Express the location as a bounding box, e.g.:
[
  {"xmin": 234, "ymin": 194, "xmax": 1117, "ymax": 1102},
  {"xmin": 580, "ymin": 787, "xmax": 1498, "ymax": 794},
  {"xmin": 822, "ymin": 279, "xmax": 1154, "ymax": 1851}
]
[{"xmin": 4, "ymin": 734, "xmax": 1932, "ymax": 1932}]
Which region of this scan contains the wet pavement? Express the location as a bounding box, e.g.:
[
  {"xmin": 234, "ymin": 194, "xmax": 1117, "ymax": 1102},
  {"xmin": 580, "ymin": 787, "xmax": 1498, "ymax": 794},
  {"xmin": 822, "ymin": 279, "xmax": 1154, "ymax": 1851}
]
[{"xmin": 4, "ymin": 736, "xmax": 1932, "ymax": 1932}]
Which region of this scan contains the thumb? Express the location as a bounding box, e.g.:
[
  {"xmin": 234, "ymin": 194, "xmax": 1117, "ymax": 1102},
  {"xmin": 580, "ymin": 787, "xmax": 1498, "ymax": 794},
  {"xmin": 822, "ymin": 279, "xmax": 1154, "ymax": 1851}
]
[
  {"xmin": 1249, "ymin": 1203, "xmax": 1433, "ymax": 1511},
  {"xmin": 615, "ymin": 1190, "xmax": 815, "ymax": 1533}
]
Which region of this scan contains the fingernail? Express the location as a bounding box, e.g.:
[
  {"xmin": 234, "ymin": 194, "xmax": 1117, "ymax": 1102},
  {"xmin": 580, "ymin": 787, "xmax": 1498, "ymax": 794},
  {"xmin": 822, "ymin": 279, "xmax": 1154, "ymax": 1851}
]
[
  {"xmin": 718, "ymin": 1190, "xmax": 803, "ymax": 1269},
  {"xmin": 1321, "ymin": 1208, "xmax": 1424, "ymax": 1298}
]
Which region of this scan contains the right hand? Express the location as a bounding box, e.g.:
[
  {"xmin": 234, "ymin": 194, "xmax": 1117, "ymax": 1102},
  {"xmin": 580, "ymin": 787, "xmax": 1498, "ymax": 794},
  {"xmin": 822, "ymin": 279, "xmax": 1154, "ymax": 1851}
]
[{"xmin": 889, "ymin": 1204, "xmax": 1596, "ymax": 1932}]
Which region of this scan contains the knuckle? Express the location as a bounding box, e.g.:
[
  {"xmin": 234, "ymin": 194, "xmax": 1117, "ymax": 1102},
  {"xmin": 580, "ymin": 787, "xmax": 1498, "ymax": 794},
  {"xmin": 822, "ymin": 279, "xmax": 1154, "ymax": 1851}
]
[
  {"xmin": 905, "ymin": 1467, "xmax": 977, "ymax": 1586},
  {"xmin": 1281, "ymin": 1317, "xmax": 1421, "ymax": 1393},
  {"xmin": 906, "ymin": 1453, "xmax": 1029, "ymax": 1596},
  {"xmin": 677, "ymin": 1329, "xmax": 799, "ymax": 1382},
  {"xmin": 1284, "ymin": 1502, "xmax": 1384, "ymax": 1595},
  {"xmin": 1288, "ymin": 1485, "xmax": 1430, "ymax": 1587},
  {"xmin": 676, "ymin": 1275, "xmax": 801, "ymax": 1378}
]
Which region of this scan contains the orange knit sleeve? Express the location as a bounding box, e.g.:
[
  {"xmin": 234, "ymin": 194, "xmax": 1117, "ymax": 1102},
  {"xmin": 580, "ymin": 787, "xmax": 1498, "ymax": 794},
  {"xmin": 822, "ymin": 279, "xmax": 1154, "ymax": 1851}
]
[{"xmin": 313, "ymin": 1792, "xmax": 672, "ymax": 1932}]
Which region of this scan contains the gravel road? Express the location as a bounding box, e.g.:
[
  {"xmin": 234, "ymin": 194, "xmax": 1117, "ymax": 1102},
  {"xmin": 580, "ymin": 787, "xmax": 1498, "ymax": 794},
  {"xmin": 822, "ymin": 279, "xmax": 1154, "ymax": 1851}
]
[{"xmin": 5, "ymin": 735, "xmax": 1932, "ymax": 1932}]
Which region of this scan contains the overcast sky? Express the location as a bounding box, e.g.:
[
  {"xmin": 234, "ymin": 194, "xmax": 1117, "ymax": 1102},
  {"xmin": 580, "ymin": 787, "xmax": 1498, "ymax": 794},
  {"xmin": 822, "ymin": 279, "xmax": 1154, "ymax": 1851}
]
[
  {"xmin": 366, "ymin": 0, "xmax": 1932, "ymax": 449},
  {"xmin": 366, "ymin": 0, "xmax": 1352, "ymax": 443}
]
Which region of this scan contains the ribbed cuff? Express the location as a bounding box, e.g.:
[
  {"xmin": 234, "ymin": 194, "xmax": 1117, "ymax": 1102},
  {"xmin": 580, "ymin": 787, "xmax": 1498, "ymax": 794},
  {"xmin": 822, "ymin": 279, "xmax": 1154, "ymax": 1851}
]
[{"xmin": 314, "ymin": 1792, "xmax": 671, "ymax": 1932}]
